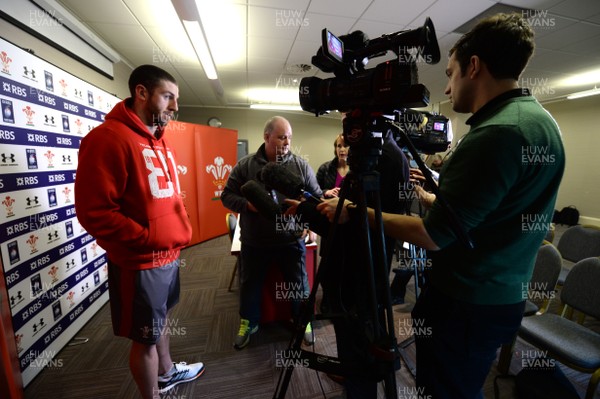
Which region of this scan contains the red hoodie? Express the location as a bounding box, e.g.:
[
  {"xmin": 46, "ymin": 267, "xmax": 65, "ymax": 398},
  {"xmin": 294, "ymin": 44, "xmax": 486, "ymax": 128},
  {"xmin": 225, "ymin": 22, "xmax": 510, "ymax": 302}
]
[{"xmin": 75, "ymin": 99, "xmax": 192, "ymax": 270}]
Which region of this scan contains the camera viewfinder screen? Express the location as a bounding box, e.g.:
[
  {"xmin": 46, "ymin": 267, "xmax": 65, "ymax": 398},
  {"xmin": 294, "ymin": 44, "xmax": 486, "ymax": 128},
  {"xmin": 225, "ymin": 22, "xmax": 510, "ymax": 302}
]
[
  {"xmin": 433, "ymin": 121, "xmax": 445, "ymax": 131},
  {"xmin": 326, "ymin": 31, "xmax": 344, "ymax": 63}
]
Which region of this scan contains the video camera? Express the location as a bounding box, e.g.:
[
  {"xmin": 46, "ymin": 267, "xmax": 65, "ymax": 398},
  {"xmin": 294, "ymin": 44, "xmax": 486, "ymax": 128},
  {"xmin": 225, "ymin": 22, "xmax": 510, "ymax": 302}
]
[
  {"xmin": 299, "ymin": 17, "xmax": 441, "ymax": 115},
  {"xmin": 299, "ymin": 18, "xmax": 451, "ymax": 156}
]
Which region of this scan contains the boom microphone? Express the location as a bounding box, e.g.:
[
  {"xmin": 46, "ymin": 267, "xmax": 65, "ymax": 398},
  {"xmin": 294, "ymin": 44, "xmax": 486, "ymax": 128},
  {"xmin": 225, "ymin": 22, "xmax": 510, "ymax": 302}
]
[
  {"xmin": 240, "ymin": 180, "xmax": 280, "ymax": 220},
  {"xmin": 261, "ymin": 162, "xmax": 322, "ymax": 204}
]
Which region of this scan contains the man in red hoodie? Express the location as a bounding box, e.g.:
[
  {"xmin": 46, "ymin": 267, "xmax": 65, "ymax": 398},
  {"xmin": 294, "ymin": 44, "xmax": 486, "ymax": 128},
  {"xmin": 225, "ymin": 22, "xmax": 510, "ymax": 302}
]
[{"xmin": 75, "ymin": 65, "xmax": 204, "ymax": 398}]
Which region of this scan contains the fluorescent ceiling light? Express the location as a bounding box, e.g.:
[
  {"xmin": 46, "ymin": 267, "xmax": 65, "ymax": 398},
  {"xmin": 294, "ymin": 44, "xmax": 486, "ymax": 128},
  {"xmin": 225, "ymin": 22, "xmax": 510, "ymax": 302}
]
[
  {"xmin": 250, "ymin": 104, "xmax": 303, "ymax": 111},
  {"xmin": 181, "ymin": 20, "xmax": 218, "ymax": 80},
  {"xmin": 172, "ymin": 0, "xmax": 218, "ymax": 80},
  {"xmin": 566, "ymin": 87, "xmax": 600, "ymax": 100},
  {"xmin": 247, "ymin": 88, "xmax": 300, "ymax": 104},
  {"xmin": 558, "ymin": 68, "xmax": 600, "ymax": 87},
  {"xmin": 248, "ymin": 88, "xmax": 302, "ymax": 111},
  {"xmin": 195, "ymin": 1, "xmax": 244, "ymax": 66}
]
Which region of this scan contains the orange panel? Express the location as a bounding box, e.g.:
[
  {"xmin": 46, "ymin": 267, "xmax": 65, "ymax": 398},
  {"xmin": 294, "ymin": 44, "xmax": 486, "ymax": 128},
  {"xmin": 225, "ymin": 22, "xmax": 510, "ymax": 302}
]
[{"xmin": 194, "ymin": 126, "xmax": 238, "ymax": 243}]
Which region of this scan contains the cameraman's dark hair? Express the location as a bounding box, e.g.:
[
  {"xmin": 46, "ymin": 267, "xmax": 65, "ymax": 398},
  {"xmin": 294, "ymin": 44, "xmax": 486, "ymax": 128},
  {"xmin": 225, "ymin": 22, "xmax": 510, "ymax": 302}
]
[
  {"xmin": 449, "ymin": 13, "xmax": 534, "ymax": 80},
  {"xmin": 128, "ymin": 64, "xmax": 177, "ymax": 98}
]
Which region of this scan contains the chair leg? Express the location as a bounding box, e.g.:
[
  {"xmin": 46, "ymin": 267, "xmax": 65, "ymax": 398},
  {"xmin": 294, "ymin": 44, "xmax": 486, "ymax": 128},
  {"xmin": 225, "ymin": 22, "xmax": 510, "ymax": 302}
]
[
  {"xmin": 585, "ymin": 368, "xmax": 600, "ymax": 399},
  {"xmin": 497, "ymin": 335, "xmax": 517, "ymax": 375},
  {"xmin": 228, "ymin": 258, "xmax": 238, "ymax": 292}
]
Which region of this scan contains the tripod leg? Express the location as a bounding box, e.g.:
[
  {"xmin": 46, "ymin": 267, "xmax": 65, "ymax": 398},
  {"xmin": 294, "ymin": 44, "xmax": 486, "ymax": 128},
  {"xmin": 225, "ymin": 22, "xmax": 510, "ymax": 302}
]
[
  {"xmin": 273, "ymin": 170, "xmax": 401, "ymax": 399},
  {"xmin": 396, "ymin": 243, "xmax": 427, "ymax": 380},
  {"xmin": 354, "ymin": 171, "xmax": 400, "ymax": 399},
  {"xmin": 273, "ymin": 177, "xmax": 353, "ymax": 399}
]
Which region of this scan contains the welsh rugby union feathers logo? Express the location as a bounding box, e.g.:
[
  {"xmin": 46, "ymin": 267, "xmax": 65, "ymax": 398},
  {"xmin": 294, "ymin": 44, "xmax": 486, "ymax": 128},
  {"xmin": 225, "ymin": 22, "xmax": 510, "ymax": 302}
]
[
  {"xmin": 0, "ymin": 51, "xmax": 12, "ymax": 74},
  {"xmin": 205, "ymin": 156, "xmax": 232, "ymax": 199}
]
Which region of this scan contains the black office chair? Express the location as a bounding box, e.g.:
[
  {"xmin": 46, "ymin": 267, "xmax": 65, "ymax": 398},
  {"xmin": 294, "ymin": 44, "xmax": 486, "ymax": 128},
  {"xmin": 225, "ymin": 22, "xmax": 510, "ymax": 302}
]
[
  {"xmin": 499, "ymin": 257, "xmax": 600, "ymax": 399},
  {"xmin": 226, "ymin": 212, "xmax": 239, "ymax": 292}
]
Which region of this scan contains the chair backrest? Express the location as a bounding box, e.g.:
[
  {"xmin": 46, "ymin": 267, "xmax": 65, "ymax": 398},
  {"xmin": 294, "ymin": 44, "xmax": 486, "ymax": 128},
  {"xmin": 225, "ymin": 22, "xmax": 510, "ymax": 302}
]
[
  {"xmin": 560, "ymin": 257, "xmax": 600, "ymax": 320},
  {"xmin": 226, "ymin": 213, "xmax": 237, "ymax": 242},
  {"xmin": 556, "ymin": 225, "xmax": 600, "ymax": 263},
  {"xmin": 529, "ymin": 243, "xmax": 562, "ymax": 295}
]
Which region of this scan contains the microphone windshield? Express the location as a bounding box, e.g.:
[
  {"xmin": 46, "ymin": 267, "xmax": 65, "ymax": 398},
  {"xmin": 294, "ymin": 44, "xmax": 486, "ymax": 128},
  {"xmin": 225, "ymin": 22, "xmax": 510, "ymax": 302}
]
[
  {"xmin": 261, "ymin": 162, "xmax": 304, "ymax": 199},
  {"xmin": 240, "ymin": 180, "xmax": 280, "ymax": 220}
]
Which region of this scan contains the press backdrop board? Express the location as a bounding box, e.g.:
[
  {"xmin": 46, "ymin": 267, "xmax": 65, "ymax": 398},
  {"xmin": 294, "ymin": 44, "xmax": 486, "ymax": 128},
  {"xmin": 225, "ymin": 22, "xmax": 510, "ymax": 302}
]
[{"xmin": 0, "ymin": 36, "xmax": 116, "ymax": 386}]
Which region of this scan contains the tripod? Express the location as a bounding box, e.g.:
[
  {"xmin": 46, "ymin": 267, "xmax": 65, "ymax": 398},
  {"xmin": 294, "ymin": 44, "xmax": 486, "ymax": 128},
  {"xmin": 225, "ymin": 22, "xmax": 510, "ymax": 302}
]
[
  {"xmin": 273, "ymin": 114, "xmax": 400, "ymax": 399},
  {"xmin": 396, "ymin": 243, "xmax": 427, "ymax": 379},
  {"xmin": 273, "ymin": 111, "xmax": 473, "ymax": 398}
]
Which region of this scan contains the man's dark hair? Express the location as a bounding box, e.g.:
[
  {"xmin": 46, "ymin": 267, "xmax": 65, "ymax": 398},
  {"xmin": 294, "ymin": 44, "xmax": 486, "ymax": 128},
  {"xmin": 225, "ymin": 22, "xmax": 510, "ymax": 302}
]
[
  {"xmin": 128, "ymin": 64, "xmax": 177, "ymax": 98},
  {"xmin": 450, "ymin": 13, "xmax": 535, "ymax": 80}
]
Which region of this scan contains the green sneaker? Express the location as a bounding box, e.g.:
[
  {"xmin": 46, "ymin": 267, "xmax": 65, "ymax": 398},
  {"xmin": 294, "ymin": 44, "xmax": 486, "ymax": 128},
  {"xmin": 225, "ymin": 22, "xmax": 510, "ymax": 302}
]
[
  {"xmin": 233, "ymin": 318, "xmax": 258, "ymax": 350},
  {"xmin": 304, "ymin": 322, "xmax": 315, "ymax": 345}
]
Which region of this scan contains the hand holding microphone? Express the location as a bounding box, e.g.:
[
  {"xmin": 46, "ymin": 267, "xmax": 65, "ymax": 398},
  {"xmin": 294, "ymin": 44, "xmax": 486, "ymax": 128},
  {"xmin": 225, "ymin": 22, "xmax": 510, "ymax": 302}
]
[
  {"xmin": 261, "ymin": 162, "xmax": 322, "ymax": 204},
  {"xmin": 262, "ymin": 161, "xmax": 353, "ymax": 224},
  {"xmin": 240, "ymin": 180, "xmax": 280, "ymax": 220},
  {"xmin": 242, "ymin": 162, "xmax": 327, "ymax": 223}
]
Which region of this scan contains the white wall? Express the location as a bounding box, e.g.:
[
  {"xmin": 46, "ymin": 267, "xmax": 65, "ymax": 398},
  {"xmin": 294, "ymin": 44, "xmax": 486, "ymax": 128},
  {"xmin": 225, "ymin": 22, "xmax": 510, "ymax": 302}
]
[{"xmin": 544, "ymin": 95, "xmax": 600, "ymax": 224}]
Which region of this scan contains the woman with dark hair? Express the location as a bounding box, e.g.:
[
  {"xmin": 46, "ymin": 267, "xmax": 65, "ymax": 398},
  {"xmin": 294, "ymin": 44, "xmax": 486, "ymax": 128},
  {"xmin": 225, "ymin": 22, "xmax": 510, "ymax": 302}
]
[{"xmin": 316, "ymin": 134, "xmax": 349, "ymax": 198}]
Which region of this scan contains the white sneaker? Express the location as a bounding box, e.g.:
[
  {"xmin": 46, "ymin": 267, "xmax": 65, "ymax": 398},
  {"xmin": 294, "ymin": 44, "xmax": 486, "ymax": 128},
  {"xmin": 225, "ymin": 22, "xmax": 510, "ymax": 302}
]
[{"xmin": 158, "ymin": 361, "xmax": 205, "ymax": 393}]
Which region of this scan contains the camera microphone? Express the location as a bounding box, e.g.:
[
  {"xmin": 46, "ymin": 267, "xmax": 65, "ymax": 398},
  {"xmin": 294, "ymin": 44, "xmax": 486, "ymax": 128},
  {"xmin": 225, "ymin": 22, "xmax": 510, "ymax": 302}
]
[
  {"xmin": 261, "ymin": 162, "xmax": 322, "ymax": 204},
  {"xmin": 240, "ymin": 180, "xmax": 281, "ymax": 220}
]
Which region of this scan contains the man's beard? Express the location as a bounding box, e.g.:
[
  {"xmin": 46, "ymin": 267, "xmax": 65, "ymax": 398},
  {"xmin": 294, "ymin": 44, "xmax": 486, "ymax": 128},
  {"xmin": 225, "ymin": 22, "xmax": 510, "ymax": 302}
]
[{"xmin": 153, "ymin": 113, "xmax": 171, "ymax": 127}]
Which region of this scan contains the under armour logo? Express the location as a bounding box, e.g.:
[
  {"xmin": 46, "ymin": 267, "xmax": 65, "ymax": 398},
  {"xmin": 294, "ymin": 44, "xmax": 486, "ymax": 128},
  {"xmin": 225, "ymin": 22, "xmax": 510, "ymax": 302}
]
[
  {"xmin": 44, "ymin": 115, "xmax": 55, "ymax": 124},
  {"xmin": 47, "ymin": 231, "xmax": 59, "ymax": 240},
  {"xmin": 62, "ymin": 155, "xmax": 71, "ymax": 162},
  {"xmin": 1, "ymin": 153, "xmax": 15, "ymax": 163},
  {"xmin": 23, "ymin": 66, "xmax": 36, "ymax": 79},
  {"xmin": 26, "ymin": 196, "xmax": 39, "ymax": 206},
  {"xmin": 10, "ymin": 291, "xmax": 23, "ymax": 306},
  {"xmin": 32, "ymin": 318, "xmax": 46, "ymax": 333}
]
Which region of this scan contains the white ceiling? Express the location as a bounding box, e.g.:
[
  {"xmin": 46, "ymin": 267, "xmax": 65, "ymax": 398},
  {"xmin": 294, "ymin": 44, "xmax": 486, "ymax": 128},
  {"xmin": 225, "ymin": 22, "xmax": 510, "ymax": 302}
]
[{"xmin": 56, "ymin": 0, "xmax": 600, "ymax": 110}]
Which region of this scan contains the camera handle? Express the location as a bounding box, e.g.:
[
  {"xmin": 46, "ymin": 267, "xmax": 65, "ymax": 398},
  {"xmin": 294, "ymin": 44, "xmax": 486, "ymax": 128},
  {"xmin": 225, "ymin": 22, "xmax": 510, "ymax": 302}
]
[{"xmin": 273, "ymin": 168, "xmax": 400, "ymax": 399}]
